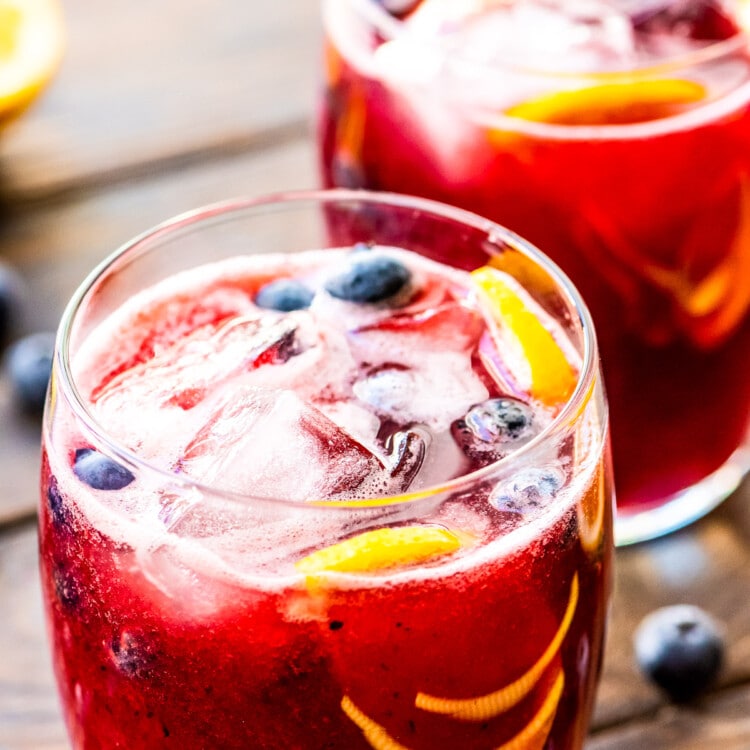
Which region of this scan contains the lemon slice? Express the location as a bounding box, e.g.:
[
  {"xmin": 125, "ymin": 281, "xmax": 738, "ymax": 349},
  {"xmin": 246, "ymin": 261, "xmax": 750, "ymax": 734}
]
[
  {"xmin": 494, "ymin": 669, "xmax": 564, "ymax": 750},
  {"xmin": 471, "ymin": 266, "xmax": 577, "ymax": 407},
  {"xmin": 506, "ymin": 79, "xmax": 705, "ymax": 126},
  {"xmin": 0, "ymin": 0, "xmax": 64, "ymax": 123},
  {"xmin": 578, "ymin": 462, "xmax": 608, "ymax": 553},
  {"xmin": 416, "ymin": 573, "xmax": 578, "ymax": 721},
  {"xmin": 341, "ymin": 696, "xmax": 413, "ymax": 750},
  {"xmin": 295, "ymin": 526, "xmax": 463, "ymax": 575}
]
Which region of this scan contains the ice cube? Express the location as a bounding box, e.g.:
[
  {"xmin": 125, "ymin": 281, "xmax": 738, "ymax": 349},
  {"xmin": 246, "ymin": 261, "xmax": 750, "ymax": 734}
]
[
  {"xmin": 349, "ymin": 302, "xmax": 489, "ymax": 432},
  {"xmin": 352, "ymin": 353, "xmax": 489, "ymax": 433},
  {"xmin": 383, "ymin": 428, "xmax": 428, "ymax": 488},
  {"xmin": 406, "ymin": 0, "xmax": 636, "ymax": 72},
  {"xmin": 176, "ymin": 387, "xmax": 416, "ymax": 501},
  {"xmin": 91, "ymin": 313, "xmax": 313, "ymax": 459}
]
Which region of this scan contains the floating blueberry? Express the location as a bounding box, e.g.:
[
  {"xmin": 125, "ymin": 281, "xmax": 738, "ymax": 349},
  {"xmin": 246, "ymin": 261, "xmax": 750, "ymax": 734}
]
[
  {"xmin": 46, "ymin": 477, "xmax": 70, "ymax": 529},
  {"xmin": 110, "ymin": 629, "xmax": 158, "ymax": 678},
  {"xmin": 453, "ymin": 398, "xmax": 536, "ymax": 465},
  {"xmin": 331, "ymin": 155, "xmax": 369, "ymax": 189},
  {"xmin": 634, "ymin": 605, "xmax": 725, "ymax": 703},
  {"xmin": 325, "ymin": 252, "xmax": 411, "ymax": 304},
  {"xmin": 375, "ymin": 0, "xmax": 420, "ymax": 17},
  {"xmin": 255, "ymin": 279, "xmax": 314, "ymax": 312},
  {"xmin": 4, "ymin": 331, "xmax": 55, "ymax": 415},
  {"xmin": 463, "ymin": 398, "xmax": 534, "ymax": 442},
  {"xmin": 53, "ymin": 565, "xmax": 82, "ymax": 612},
  {"xmin": 491, "ymin": 467, "xmax": 564, "ymax": 514},
  {"xmin": 73, "ymin": 448, "xmax": 135, "ymax": 490}
]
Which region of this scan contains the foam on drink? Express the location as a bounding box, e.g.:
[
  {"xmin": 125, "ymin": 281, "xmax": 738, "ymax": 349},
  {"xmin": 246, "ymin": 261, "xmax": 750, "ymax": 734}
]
[{"xmin": 48, "ymin": 245, "xmax": 600, "ymax": 594}]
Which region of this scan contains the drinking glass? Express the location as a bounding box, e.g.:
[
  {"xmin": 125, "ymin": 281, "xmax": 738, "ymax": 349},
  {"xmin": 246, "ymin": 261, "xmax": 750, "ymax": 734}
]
[
  {"xmin": 40, "ymin": 190, "xmax": 611, "ymax": 749},
  {"xmin": 318, "ymin": 0, "xmax": 750, "ymax": 544}
]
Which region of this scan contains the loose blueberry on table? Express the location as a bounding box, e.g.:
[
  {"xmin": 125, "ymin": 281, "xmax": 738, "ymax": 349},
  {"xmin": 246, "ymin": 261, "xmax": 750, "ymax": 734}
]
[
  {"xmin": 4, "ymin": 331, "xmax": 55, "ymax": 415},
  {"xmin": 634, "ymin": 604, "xmax": 726, "ymax": 703}
]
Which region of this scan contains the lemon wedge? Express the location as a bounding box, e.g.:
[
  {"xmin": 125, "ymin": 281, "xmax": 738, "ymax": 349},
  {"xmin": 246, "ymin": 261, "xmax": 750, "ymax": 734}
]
[
  {"xmin": 471, "ymin": 266, "xmax": 577, "ymax": 407},
  {"xmin": 0, "ymin": 0, "xmax": 64, "ymax": 124},
  {"xmin": 295, "ymin": 526, "xmax": 463, "ymax": 575},
  {"xmin": 416, "ymin": 573, "xmax": 578, "ymax": 721},
  {"xmin": 578, "ymin": 458, "xmax": 610, "ymax": 553},
  {"xmin": 506, "ymin": 79, "xmax": 705, "ymax": 126},
  {"xmin": 341, "ymin": 696, "xmax": 412, "ymax": 750},
  {"xmin": 494, "ymin": 669, "xmax": 564, "ymax": 750}
]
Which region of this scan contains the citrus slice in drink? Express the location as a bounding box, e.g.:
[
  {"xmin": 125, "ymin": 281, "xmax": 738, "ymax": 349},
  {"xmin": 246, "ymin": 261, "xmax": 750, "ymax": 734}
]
[
  {"xmin": 341, "ymin": 696, "xmax": 412, "ymax": 750},
  {"xmin": 505, "ymin": 79, "xmax": 705, "ymax": 126},
  {"xmin": 295, "ymin": 525, "xmax": 463, "ymax": 575},
  {"xmin": 577, "ymin": 463, "xmax": 608, "ymax": 553},
  {"xmin": 495, "ymin": 668, "xmax": 564, "ymax": 750},
  {"xmin": 416, "ymin": 573, "xmax": 578, "ymax": 720},
  {"xmin": 471, "ymin": 266, "xmax": 577, "ymax": 407},
  {"xmin": 0, "ymin": 0, "xmax": 64, "ymax": 125}
]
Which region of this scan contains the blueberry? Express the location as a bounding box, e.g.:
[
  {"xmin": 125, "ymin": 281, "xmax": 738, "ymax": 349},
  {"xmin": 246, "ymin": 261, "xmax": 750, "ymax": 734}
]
[
  {"xmin": 453, "ymin": 398, "xmax": 537, "ymax": 466},
  {"xmin": 491, "ymin": 467, "xmax": 564, "ymax": 514},
  {"xmin": 3, "ymin": 331, "xmax": 55, "ymax": 415},
  {"xmin": 46, "ymin": 477, "xmax": 70, "ymax": 528},
  {"xmin": 73, "ymin": 448, "xmax": 135, "ymax": 490},
  {"xmin": 53, "ymin": 565, "xmax": 82, "ymax": 611},
  {"xmin": 462, "ymin": 398, "xmax": 534, "ymax": 442},
  {"xmin": 255, "ymin": 279, "xmax": 314, "ymax": 312},
  {"xmin": 325, "ymin": 252, "xmax": 411, "ymax": 304},
  {"xmin": 634, "ymin": 605, "xmax": 725, "ymax": 703},
  {"xmin": 0, "ymin": 261, "xmax": 27, "ymax": 346},
  {"xmin": 110, "ymin": 629, "xmax": 158, "ymax": 678},
  {"xmin": 376, "ymin": 0, "xmax": 419, "ymax": 17},
  {"xmin": 330, "ymin": 155, "xmax": 369, "ymax": 189}
]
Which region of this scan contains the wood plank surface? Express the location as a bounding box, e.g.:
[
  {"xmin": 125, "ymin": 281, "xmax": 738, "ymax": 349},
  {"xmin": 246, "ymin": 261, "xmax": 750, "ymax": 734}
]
[
  {"xmin": 3, "ymin": 482, "xmax": 750, "ymax": 749},
  {"xmin": 1, "ymin": 0, "xmax": 749, "ymax": 748},
  {"xmin": 0, "ymin": 0, "xmax": 319, "ymax": 203}
]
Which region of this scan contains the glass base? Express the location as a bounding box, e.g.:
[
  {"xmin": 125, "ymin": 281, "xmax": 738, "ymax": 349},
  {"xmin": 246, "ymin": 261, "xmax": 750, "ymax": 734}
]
[{"xmin": 615, "ymin": 444, "xmax": 750, "ymax": 546}]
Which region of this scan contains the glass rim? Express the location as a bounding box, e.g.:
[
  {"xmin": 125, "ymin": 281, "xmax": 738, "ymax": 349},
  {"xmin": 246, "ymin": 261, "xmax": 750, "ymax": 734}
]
[
  {"xmin": 348, "ymin": 0, "xmax": 750, "ymax": 77},
  {"xmin": 55, "ymin": 188, "xmax": 601, "ymax": 513}
]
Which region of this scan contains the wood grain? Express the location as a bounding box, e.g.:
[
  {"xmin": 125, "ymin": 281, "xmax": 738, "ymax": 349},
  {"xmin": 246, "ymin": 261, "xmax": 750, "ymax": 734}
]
[
  {"xmin": 0, "ymin": 525, "xmax": 66, "ymax": 750},
  {"xmin": 0, "ymin": 0, "xmax": 320, "ymax": 203},
  {"xmin": 2, "ymin": 482, "xmax": 749, "ymax": 748},
  {"xmin": 1, "ymin": 0, "xmax": 749, "ymax": 747}
]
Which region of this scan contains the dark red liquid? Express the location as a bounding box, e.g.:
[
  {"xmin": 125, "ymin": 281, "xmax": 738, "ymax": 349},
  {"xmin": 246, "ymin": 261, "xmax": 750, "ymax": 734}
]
[
  {"xmin": 319, "ymin": 8, "xmax": 750, "ymax": 513},
  {"xmin": 40, "ymin": 248, "xmax": 612, "ymax": 749},
  {"xmin": 39, "ymin": 455, "xmax": 611, "ymax": 749}
]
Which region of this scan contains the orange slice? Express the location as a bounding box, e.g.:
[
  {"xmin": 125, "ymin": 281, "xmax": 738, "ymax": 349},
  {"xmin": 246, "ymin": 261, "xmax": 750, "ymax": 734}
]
[
  {"xmin": 471, "ymin": 266, "xmax": 577, "ymax": 407},
  {"xmin": 505, "ymin": 79, "xmax": 705, "ymax": 126},
  {"xmin": 578, "ymin": 462, "xmax": 608, "ymax": 553},
  {"xmin": 341, "ymin": 696, "xmax": 413, "ymax": 750},
  {"xmin": 295, "ymin": 526, "xmax": 463, "ymax": 575},
  {"xmin": 415, "ymin": 573, "xmax": 578, "ymax": 721},
  {"xmin": 494, "ymin": 669, "xmax": 565, "ymax": 750},
  {"xmin": 0, "ymin": 0, "xmax": 64, "ymax": 125}
]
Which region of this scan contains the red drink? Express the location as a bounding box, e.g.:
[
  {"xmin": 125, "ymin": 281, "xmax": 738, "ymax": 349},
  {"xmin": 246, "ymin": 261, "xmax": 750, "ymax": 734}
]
[
  {"xmin": 319, "ymin": 0, "xmax": 750, "ymax": 543},
  {"xmin": 40, "ymin": 192, "xmax": 612, "ymax": 749}
]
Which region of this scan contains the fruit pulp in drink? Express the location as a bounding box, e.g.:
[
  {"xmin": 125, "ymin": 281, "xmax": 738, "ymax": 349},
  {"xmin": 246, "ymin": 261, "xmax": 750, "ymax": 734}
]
[
  {"xmin": 319, "ymin": 0, "xmax": 750, "ymax": 512},
  {"xmin": 41, "ymin": 245, "xmax": 611, "ymax": 749}
]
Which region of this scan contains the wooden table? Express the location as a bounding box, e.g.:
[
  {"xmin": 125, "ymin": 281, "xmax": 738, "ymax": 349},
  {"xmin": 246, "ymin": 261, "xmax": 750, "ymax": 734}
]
[{"xmin": 1, "ymin": 2, "xmax": 749, "ymax": 748}]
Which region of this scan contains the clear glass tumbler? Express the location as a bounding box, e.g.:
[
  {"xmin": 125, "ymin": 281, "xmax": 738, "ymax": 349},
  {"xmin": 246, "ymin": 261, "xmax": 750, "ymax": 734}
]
[
  {"xmin": 40, "ymin": 190, "xmax": 612, "ymax": 749},
  {"xmin": 319, "ymin": 0, "xmax": 750, "ymax": 544}
]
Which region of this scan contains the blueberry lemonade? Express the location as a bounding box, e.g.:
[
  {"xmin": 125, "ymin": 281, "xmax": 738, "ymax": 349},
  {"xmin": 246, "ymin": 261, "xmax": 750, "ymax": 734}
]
[
  {"xmin": 319, "ymin": 0, "xmax": 750, "ymax": 542},
  {"xmin": 40, "ymin": 192, "xmax": 612, "ymax": 749}
]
